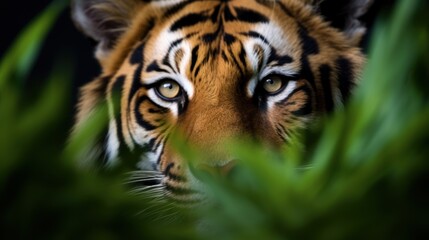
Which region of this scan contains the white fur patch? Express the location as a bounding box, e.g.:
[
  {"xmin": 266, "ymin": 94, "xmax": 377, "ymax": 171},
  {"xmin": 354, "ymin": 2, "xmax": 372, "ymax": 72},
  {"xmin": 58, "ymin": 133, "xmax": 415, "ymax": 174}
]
[
  {"xmin": 137, "ymin": 144, "xmax": 163, "ymax": 171},
  {"xmin": 244, "ymin": 22, "xmax": 297, "ymax": 98},
  {"xmin": 106, "ymin": 119, "xmax": 120, "ymax": 166},
  {"xmin": 152, "ymin": 0, "xmax": 185, "ymax": 8},
  {"xmin": 267, "ymin": 81, "xmax": 298, "ymax": 110}
]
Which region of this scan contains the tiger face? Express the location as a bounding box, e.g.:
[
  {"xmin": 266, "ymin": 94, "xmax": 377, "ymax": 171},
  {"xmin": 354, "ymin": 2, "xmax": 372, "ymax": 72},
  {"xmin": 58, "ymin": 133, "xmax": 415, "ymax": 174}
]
[{"xmin": 72, "ymin": 0, "xmax": 372, "ymax": 203}]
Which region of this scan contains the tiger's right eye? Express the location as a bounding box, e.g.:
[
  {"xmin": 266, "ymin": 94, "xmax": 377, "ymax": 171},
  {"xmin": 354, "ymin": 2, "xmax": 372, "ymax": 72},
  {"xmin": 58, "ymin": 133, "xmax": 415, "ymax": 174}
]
[
  {"xmin": 262, "ymin": 75, "xmax": 284, "ymax": 94},
  {"xmin": 156, "ymin": 80, "xmax": 181, "ymax": 100}
]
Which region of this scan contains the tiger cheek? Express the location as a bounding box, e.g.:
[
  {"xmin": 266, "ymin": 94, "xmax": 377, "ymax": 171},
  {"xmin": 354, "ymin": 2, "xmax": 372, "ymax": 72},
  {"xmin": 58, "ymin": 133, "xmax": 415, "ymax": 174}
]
[
  {"xmin": 268, "ymin": 89, "xmax": 314, "ymax": 142},
  {"xmin": 159, "ymin": 147, "xmax": 180, "ymax": 176}
]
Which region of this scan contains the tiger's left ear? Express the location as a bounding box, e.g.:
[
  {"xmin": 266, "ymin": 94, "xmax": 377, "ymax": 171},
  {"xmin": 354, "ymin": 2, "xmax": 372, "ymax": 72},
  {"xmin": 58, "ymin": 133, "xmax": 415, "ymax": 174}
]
[
  {"xmin": 312, "ymin": 0, "xmax": 374, "ymax": 45},
  {"xmin": 72, "ymin": 0, "xmax": 145, "ymax": 62}
]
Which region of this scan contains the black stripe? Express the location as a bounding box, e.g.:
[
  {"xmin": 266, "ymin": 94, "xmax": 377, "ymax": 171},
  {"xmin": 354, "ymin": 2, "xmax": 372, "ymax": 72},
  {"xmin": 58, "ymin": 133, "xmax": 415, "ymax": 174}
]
[
  {"xmin": 276, "ymin": 125, "xmax": 288, "ymax": 142},
  {"xmin": 289, "ymin": 86, "xmax": 313, "ymax": 116},
  {"xmin": 130, "ymin": 178, "xmax": 161, "ymax": 187},
  {"xmin": 233, "ymin": 7, "xmax": 269, "ymax": 23},
  {"xmin": 93, "ymin": 75, "xmax": 111, "ymax": 100},
  {"xmin": 224, "ymin": 5, "xmax": 236, "ymax": 21},
  {"xmin": 221, "ymin": 50, "xmax": 229, "ymax": 62},
  {"xmin": 223, "ymin": 33, "xmax": 236, "ymax": 45},
  {"xmin": 277, "ymin": 55, "xmax": 294, "ymax": 65},
  {"xmin": 227, "ymin": 44, "xmax": 245, "ymax": 75},
  {"xmin": 194, "ymin": 64, "xmax": 202, "ymax": 78},
  {"xmin": 299, "ymin": 57, "xmax": 316, "ymax": 88},
  {"xmin": 154, "ymin": 134, "xmax": 167, "ymax": 153},
  {"xmin": 178, "ymin": 92, "xmax": 189, "ymax": 115},
  {"xmin": 140, "ymin": 17, "xmax": 156, "ymax": 40},
  {"xmin": 202, "ymin": 32, "xmax": 218, "ymax": 44},
  {"xmin": 134, "ymin": 96, "xmax": 160, "ymax": 131},
  {"xmin": 277, "ymin": 1, "xmax": 294, "ymax": 18},
  {"xmin": 299, "ymin": 26, "xmax": 319, "ymax": 55},
  {"xmin": 94, "ymin": 76, "xmax": 112, "ymax": 166},
  {"xmin": 336, "ymin": 57, "xmax": 354, "ymax": 101},
  {"xmin": 108, "ymin": 75, "xmax": 137, "ymax": 165},
  {"xmin": 268, "ymin": 51, "xmax": 294, "ymax": 66},
  {"xmin": 111, "ymin": 76, "xmax": 126, "ymax": 144},
  {"xmin": 146, "ymin": 138, "xmax": 157, "ymax": 152},
  {"xmin": 130, "ymin": 43, "xmax": 145, "ymax": 65},
  {"xmin": 170, "ymin": 13, "xmax": 209, "ymax": 31},
  {"xmin": 277, "ymin": 85, "xmax": 311, "ymax": 105},
  {"xmin": 130, "ymin": 64, "xmax": 144, "ymax": 104},
  {"xmin": 163, "ymin": 162, "xmax": 175, "ymax": 178},
  {"xmin": 319, "ymin": 64, "xmax": 334, "ymax": 112},
  {"xmin": 162, "ymin": 39, "xmax": 184, "ymax": 72},
  {"xmin": 292, "ymin": 100, "xmax": 313, "ymax": 116},
  {"xmin": 146, "ymin": 61, "xmax": 169, "ymax": 73},
  {"xmin": 166, "ymin": 171, "xmax": 186, "ymax": 182},
  {"xmin": 240, "ymin": 31, "xmax": 270, "ymax": 44},
  {"xmin": 210, "ymin": 4, "xmax": 221, "ymax": 22},
  {"xmin": 148, "ymin": 108, "xmax": 169, "ymax": 114},
  {"xmin": 297, "ymin": 26, "xmax": 319, "ymax": 92},
  {"xmin": 238, "ymin": 44, "xmax": 247, "ymax": 71},
  {"xmin": 124, "ymin": 64, "xmax": 145, "ymax": 148},
  {"xmin": 156, "ymin": 33, "xmax": 196, "ymax": 75},
  {"xmin": 190, "ymin": 45, "xmax": 199, "ymax": 73},
  {"xmin": 278, "ymin": 1, "xmax": 320, "ymax": 57}
]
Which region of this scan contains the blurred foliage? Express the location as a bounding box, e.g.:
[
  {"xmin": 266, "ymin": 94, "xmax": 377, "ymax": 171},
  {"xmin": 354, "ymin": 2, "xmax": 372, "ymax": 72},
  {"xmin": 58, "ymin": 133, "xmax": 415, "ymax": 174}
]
[{"xmin": 0, "ymin": 0, "xmax": 428, "ymax": 239}]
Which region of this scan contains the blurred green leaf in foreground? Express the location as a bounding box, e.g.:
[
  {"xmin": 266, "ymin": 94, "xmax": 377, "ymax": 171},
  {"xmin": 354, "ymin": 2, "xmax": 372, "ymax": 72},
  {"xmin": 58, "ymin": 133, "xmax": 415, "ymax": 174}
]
[
  {"xmin": 193, "ymin": 1, "xmax": 429, "ymax": 239},
  {"xmin": 0, "ymin": 0, "xmax": 428, "ymax": 239}
]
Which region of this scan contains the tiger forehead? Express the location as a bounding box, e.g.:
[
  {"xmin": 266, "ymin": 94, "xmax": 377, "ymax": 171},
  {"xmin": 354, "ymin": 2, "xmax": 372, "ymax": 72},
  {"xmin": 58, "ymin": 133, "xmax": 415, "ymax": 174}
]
[
  {"xmin": 159, "ymin": 0, "xmax": 294, "ymax": 47},
  {"xmin": 146, "ymin": 0, "xmax": 295, "ymax": 51},
  {"xmin": 139, "ymin": 0, "xmax": 301, "ymax": 82}
]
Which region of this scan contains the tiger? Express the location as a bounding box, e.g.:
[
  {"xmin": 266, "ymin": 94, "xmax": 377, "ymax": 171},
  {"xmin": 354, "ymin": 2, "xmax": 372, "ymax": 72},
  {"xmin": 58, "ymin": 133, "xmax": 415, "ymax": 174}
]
[{"xmin": 71, "ymin": 0, "xmax": 373, "ymax": 204}]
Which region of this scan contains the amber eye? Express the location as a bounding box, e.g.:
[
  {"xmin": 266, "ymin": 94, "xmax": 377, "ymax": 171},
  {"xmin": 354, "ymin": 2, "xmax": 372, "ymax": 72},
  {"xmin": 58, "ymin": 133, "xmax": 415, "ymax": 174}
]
[
  {"xmin": 262, "ymin": 76, "xmax": 284, "ymax": 94},
  {"xmin": 156, "ymin": 80, "xmax": 181, "ymax": 100}
]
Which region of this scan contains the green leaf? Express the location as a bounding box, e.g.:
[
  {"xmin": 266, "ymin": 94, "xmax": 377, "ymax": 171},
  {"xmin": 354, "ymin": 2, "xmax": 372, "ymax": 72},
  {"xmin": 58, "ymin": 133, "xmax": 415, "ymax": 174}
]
[{"xmin": 0, "ymin": 0, "xmax": 66, "ymax": 90}]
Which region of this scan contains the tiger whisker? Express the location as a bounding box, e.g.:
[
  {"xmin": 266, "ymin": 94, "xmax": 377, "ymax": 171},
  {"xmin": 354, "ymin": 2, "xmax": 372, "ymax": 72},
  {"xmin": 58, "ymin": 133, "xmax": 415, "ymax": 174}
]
[
  {"xmin": 136, "ymin": 201, "xmax": 175, "ymax": 216},
  {"xmin": 125, "ymin": 177, "xmax": 163, "ymax": 182},
  {"xmin": 130, "ymin": 185, "xmax": 164, "ymax": 192},
  {"xmin": 138, "ymin": 202, "xmax": 177, "ymax": 219},
  {"xmin": 152, "ymin": 209, "xmax": 179, "ymax": 222},
  {"xmin": 127, "ymin": 175, "xmax": 163, "ymax": 179},
  {"xmin": 128, "ymin": 174, "xmax": 164, "ymax": 178},
  {"xmin": 127, "ymin": 174, "xmax": 162, "ymax": 178},
  {"xmin": 129, "ymin": 185, "xmax": 164, "ymax": 194},
  {"xmin": 124, "ymin": 178, "xmax": 163, "ymax": 184},
  {"xmin": 127, "ymin": 170, "xmax": 163, "ymax": 175}
]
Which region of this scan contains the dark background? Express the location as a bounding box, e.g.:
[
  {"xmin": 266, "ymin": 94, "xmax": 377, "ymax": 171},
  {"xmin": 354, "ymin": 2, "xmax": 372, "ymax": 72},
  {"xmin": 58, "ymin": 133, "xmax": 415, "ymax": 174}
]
[{"xmin": 1, "ymin": 0, "xmax": 396, "ymax": 111}]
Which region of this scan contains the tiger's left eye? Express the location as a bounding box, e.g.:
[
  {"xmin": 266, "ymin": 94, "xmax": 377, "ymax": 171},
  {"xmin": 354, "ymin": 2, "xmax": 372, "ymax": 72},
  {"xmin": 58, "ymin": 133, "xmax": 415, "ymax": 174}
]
[
  {"xmin": 156, "ymin": 80, "xmax": 181, "ymax": 100},
  {"xmin": 262, "ymin": 76, "xmax": 284, "ymax": 94}
]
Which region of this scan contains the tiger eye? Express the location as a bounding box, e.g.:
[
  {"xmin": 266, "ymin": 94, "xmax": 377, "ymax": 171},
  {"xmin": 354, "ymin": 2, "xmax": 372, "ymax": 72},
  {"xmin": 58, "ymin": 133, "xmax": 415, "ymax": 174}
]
[
  {"xmin": 262, "ymin": 76, "xmax": 283, "ymax": 93},
  {"xmin": 157, "ymin": 80, "xmax": 181, "ymax": 99}
]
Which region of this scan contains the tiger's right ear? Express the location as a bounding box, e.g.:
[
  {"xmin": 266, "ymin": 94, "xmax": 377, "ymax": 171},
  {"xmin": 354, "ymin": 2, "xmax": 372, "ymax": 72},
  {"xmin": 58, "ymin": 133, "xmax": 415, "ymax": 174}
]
[{"xmin": 72, "ymin": 0, "xmax": 145, "ymax": 62}]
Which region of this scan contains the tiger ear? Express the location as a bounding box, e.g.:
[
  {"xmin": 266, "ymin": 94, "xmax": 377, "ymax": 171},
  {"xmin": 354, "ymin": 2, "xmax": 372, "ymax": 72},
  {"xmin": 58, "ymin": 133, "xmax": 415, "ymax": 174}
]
[
  {"xmin": 72, "ymin": 0, "xmax": 144, "ymax": 62},
  {"xmin": 312, "ymin": 0, "xmax": 374, "ymax": 45}
]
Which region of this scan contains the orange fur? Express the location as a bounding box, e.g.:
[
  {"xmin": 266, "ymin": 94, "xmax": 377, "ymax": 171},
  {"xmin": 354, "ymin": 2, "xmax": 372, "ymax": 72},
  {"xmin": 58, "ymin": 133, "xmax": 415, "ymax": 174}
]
[{"xmin": 73, "ymin": 0, "xmax": 368, "ymax": 203}]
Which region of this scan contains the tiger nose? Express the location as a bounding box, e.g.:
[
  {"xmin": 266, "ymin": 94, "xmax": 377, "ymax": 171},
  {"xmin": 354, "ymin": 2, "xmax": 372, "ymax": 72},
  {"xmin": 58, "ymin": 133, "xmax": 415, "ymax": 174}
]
[{"xmin": 197, "ymin": 160, "xmax": 236, "ymax": 177}]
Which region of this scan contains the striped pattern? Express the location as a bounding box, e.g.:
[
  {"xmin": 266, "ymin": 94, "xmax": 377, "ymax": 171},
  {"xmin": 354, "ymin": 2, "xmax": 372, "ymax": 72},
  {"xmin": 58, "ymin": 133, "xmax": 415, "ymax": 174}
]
[{"xmin": 74, "ymin": 0, "xmax": 366, "ymax": 204}]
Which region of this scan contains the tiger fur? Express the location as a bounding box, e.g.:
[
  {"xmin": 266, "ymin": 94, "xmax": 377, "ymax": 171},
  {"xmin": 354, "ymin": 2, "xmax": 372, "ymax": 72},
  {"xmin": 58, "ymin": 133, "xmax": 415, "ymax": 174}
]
[{"xmin": 72, "ymin": 0, "xmax": 373, "ymax": 204}]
